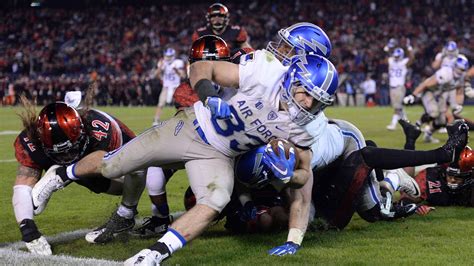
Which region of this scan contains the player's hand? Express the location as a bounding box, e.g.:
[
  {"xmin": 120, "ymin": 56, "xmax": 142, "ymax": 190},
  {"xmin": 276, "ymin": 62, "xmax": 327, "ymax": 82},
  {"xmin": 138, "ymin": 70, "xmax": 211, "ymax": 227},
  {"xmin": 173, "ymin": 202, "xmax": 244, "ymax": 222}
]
[
  {"xmin": 25, "ymin": 236, "xmax": 52, "ymax": 255},
  {"xmin": 465, "ymin": 84, "xmax": 474, "ymax": 98},
  {"xmin": 416, "ymin": 205, "xmax": 435, "ymax": 216},
  {"xmin": 453, "ymin": 105, "xmax": 463, "ymax": 115},
  {"xmin": 238, "ymin": 201, "xmax": 257, "ymax": 222},
  {"xmin": 403, "ymin": 94, "xmax": 417, "ymax": 105},
  {"xmin": 206, "ymin": 97, "xmax": 231, "ymax": 119},
  {"xmin": 268, "ymin": 241, "xmax": 300, "ymax": 256},
  {"xmin": 262, "ymin": 141, "xmax": 296, "ymax": 184}
]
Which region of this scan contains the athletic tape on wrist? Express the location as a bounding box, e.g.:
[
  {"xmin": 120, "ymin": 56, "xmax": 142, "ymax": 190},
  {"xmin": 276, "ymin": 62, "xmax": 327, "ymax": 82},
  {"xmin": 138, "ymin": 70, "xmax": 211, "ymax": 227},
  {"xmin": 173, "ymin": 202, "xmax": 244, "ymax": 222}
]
[{"xmin": 287, "ymin": 228, "xmax": 304, "ymax": 246}]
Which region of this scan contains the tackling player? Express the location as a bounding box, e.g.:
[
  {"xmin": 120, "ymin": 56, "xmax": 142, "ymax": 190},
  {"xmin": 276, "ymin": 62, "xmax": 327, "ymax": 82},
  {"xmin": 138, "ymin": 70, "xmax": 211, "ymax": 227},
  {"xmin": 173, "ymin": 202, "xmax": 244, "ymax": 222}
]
[
  {"xmin": 192, "ymin": 3, "xmax": 251, "ymax": 50},
  {"xmin": 12, "ymin": 96, "xmax": 144, "ymax": 255}
]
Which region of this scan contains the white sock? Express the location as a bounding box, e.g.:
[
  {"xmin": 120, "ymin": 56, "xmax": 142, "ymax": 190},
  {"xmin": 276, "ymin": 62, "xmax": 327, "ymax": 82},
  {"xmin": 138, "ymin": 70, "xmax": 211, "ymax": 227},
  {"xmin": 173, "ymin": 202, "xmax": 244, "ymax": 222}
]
[
  {"xmin": 13, "ymin": 185, "xmax": 34, "ymax": 223},
  {"xmin": 383, "ymin": 172, "xmax": 400, "ymax": 191},
  {"xmin": 390, "ymin": 114, "xmax": 400, "ymax": 125},
  {"xmin": 66, "ymin": 164, "xmax": 80, "ymax": 180},
  {"xmin": 116, "ymin": 204, "xmax": 134, "ymax": 219},
  {"xmin": 158, "ymin": 229, "xmax": 186, "ymax": 254}
]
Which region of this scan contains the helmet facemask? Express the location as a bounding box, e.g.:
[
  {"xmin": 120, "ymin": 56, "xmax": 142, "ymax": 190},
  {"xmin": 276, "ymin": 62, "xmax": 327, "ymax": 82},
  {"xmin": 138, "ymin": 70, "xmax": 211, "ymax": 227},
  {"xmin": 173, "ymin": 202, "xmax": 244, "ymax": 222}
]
[
  {"xmin": 281, "ymin": 70, "xmax": 333, "ymax": 126},
  {"xmin": 43, "ymin": 133, "xmax": 89, "ymax": 165},
  {"xmin": 266, "ymin": 28, "xmax": 300, "ymax": 66}
]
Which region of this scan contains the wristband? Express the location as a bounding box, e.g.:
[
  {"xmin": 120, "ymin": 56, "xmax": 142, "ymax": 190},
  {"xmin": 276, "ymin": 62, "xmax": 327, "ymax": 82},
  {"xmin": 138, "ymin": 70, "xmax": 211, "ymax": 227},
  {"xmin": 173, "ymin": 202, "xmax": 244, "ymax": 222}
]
[{"xmin": 287, "ymin": 228, "xmax": 304, "ymax": 246}]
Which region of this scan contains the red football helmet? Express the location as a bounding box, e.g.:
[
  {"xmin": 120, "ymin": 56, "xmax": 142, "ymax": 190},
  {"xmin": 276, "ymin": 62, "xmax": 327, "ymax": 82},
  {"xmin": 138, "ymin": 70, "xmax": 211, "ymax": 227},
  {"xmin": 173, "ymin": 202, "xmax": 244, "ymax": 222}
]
[
  {"xmin": 446, "ymin": 146, "xmax": 473, "ymax": 192},
  {"xmin": 189, "ymin": 35, "xmax": 230, "ymax": 63},
  {"xmin": 183, "ymin": 186, "xmax": 196, "ymax": 211},
  {"xmin": 206, "ymin": 3, "xmax": 229, "ymax": 31},
  {"xmin": 37, "ymin": 102, "xmax": 88, "ymax": 165}
]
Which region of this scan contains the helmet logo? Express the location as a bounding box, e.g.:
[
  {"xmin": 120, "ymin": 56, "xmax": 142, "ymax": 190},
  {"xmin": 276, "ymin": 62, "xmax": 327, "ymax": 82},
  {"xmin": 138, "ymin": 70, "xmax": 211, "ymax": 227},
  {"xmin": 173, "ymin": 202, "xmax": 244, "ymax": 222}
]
[{"xmin": 299, "ymin": 37, "xmax": 328, "ymax": 56}]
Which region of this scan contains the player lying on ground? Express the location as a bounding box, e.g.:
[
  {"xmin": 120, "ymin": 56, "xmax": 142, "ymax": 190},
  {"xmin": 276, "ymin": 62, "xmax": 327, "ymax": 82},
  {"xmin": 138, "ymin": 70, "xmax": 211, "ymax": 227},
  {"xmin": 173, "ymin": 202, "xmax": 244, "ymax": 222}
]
[
  {"xmin": 12, "ymin": 95, "xmax": 145, "ymax": 255},
  {"xmin": 394, "ymin": 120, "xmax": 473, "ymax": 209},
  {"xmin": 232, "ymin": 119, "xmax": 468, "ymax": 239}
]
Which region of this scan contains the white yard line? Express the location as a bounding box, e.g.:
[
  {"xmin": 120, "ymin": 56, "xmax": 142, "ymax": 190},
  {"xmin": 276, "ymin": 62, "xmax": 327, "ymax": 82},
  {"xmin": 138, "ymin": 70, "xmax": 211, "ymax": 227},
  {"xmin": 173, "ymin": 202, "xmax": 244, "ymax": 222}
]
[
  {"xmin": 0, "ymin": 159, "xmax": 16, "ymax": 163},
  {"xmin": 0, "ymin": 130, "xmax": 19, "ymax": 135},
  {"xmin": 0, "ymin": 212, "xmax": 184, "ymax": 265}
]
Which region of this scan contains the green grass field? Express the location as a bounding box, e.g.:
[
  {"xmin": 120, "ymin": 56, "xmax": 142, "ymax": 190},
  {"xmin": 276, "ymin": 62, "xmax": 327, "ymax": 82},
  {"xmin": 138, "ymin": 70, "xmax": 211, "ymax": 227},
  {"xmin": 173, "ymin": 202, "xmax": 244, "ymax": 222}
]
[{"xmin": 1, "ymin": 105, "xmax": 473, "ymax": 265}]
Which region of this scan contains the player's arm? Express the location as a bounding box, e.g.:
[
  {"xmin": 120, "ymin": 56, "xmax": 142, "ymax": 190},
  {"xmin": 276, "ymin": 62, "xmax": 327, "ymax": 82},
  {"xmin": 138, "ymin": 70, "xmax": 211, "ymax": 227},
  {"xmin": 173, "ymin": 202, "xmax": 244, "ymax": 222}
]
[
  {"xmin": 411, "ymin": 74, "xmax": 437, "ymax": 96},
  {"xmin": 240, "ymin": 40, "xmax": 252, "ymax": 49},
  {"xmin": 189, "ymin": 60, "xmax": 239, "ymax": 89},
  {"xmin": 12, "ymin": 164, "xmax": 52, "ymax": 255},
  {"xmin": 406, "ymin": 47, "xmax": 415, "ymax": 66},
  {"xmin": 288, "ymin": 148, "xmax": 312, "ymax": 188},
  {"xmin": 431, "ymin": 52, "xmax": 443, "ymax": 69},
  {"xmin": 268, "ymin": 169, "xmax": 313, "ymax": 256}
]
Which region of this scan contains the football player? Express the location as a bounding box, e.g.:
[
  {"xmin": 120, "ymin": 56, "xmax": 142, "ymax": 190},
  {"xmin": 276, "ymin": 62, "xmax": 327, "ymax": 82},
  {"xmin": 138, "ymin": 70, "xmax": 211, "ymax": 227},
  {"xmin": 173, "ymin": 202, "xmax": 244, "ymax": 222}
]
[
  {"xmin": 385, "ymin": 44, "xmax": 415, "ymax": 131},
  {"xmin": 153, "ymin": 48, "xmax": 186, "ymax": 125},
  {"xmin": 233, "ymin": 119, "xmax": 468, "ymax": 233},
  {"xmin": 431, "ymin": 41, "xmax": 459, "ymax": 70},
  {"xmin": 12, "ymin": 96, "xmax": 144, "ymax": 255},
  {"xmin": 395, "ymin": 120, "xmax": 473, "ymax": 208},
  {"xmin": 192, "ymin": 3, "xmax": 251, "ymax": 50},
  {"xmin": 404, "ymin": 55, "xmax": 470, "ymax": 143},
  {"xmin": 32, "ymin": 22, "xmax": 337, "ymax": 263},
  {"xmin": 132, "ymin": 35, "xmax": 234, "ymax": 238}
]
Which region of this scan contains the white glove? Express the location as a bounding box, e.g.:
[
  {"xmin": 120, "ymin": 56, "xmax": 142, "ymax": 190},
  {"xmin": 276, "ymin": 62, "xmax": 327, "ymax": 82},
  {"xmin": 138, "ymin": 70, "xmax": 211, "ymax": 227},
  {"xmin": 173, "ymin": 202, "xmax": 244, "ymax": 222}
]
[
  {"xmin": 403, "ymin": 94, "xmax": 417, "ymax": 105},
  {"xmin": 64, "ymin": 91, "xmax": 82, "ymax": 108},
  {"xmin": 453, "ymin": 105, "xmax": 463, "ymax": 115},
  {"xmin": 465, "ymin": 84, "xmax": 474, "ymax": 98},
  {"xmin": 25, "ymin": 236, "xmax": 52, "ymax": 255}
]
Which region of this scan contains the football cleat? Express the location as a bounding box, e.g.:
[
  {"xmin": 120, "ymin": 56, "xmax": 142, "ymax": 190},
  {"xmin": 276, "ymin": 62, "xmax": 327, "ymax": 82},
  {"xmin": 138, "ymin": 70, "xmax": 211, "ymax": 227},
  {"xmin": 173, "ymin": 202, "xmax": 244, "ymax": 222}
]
[
  {"xmin": 124, "ymin": 244, "xmax": 170, "ymax": 266},
  {"xmin": 130, "ymin": 216, "xmax": 171, "ymax": 238},
  {"xmin": 398, "ymin": 119, "xmax": 421, "ymax": 141},
  {"xmin": 25, "ymin": 236, "xmax": 52, "ymax": 256},
  {"xmin": 423, "ymin": 132, "xmax": 440, "ymax": 143},
  {"xmin": 85, "ymin": 212, "xmax": 135, "ymax": 244},
  {"xmin": 386, "ymin": 124, "xmax": 397, "ymax": 131},
  {"xmin": 442, "ymin": 120, "xmax": 469, "ymax": 163},
  {"xmin": 397, "ymin": 172, "xmax": 421, "ymax": 198},
  {"xmin": 32, "ymin": 165, "xmax": 71, "ymax": 215},
  {"xmin": 392, "ymin": 203, "xmax": 418, "ymax": 219}
]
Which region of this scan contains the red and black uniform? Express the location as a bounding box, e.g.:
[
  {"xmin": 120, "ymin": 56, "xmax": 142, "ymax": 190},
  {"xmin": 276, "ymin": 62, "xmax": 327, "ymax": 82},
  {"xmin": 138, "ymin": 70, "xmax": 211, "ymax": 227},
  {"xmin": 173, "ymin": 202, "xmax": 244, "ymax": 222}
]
[
  {"xmin": 14, "ymin": 109, "xmax": 136, "ymax": 193},
  {"xmin": 192, "ymin": 25, "xmax": 248, "ymax": 51},
  {"xmin": 173, "ymin": 82, "xmax": 199, "ymax": 110},
  {"xmin": 415, "ymin": 166, "xmax": 473, "ymax": 206}
]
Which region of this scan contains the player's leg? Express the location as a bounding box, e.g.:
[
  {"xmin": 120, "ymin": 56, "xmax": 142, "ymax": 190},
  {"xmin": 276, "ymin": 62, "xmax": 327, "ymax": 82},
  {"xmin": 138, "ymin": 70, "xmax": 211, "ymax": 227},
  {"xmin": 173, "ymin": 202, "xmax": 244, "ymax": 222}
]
[
  {"xmin": 132, "ymin": 167, "xmax": 176, "ymax": 238},
  {"xmin": 420, "ymin": 91, "xmax": 440, "ymax": 143},
  {"xmin": 387, "ymin": 86, "xmax": 405, "ymax": 130},
  {"xmin": 154, "ymin": 86, "xmax": 168, "ymax": 125},
  {"xmin": 126, "ymin": 153, "xmax": 234, "ymax": 264}
]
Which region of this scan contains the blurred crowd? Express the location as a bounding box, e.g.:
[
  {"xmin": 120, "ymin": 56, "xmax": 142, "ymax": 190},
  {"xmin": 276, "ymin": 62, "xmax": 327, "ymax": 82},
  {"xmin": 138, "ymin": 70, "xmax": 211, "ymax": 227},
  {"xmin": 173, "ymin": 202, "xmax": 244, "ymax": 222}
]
[{"xmin": 1, "ymin": 0, "xmax": 472, "ymax": 106}]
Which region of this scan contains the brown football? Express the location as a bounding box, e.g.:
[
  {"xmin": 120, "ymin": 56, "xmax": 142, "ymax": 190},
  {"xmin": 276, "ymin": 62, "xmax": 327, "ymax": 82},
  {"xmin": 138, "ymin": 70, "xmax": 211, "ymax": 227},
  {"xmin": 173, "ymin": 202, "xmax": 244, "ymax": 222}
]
[{"xmin": 267, "ymin": 138, "xmax": 300, "ymax": 169}]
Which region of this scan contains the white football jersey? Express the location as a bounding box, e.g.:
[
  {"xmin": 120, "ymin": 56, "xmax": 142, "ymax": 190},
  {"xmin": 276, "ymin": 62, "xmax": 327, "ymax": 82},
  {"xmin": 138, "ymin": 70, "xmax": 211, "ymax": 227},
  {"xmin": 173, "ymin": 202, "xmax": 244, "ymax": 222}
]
[
  {"xmin": 307, "ymin": 119, "xmax": 344, "ymax": 170},
  {"xmin": 194, "ymin": 50, "xmax": 314, "ymax": 157},
  {"xmin": 434, "ymin": 52, "xmax": 457, "ymax": 68},
  {"xmin": 388, "ymin": 57, "xmax": 409, "ymax": 87},
  {"xmin": 434, "ymin": 66, "xmax": 465, "ymax": 92},
  {"xmin": 159, "ymin": 58, "xmax": 184, "ymax": 88}
]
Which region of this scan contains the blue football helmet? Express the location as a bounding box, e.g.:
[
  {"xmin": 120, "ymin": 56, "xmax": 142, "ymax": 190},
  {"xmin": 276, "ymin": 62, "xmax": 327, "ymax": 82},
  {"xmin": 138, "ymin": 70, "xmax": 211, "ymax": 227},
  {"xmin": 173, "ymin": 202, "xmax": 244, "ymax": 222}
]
[
  {"xmin": 267, "ymin": 22, "xmax": 332, "ymax": 66},
  {"xmin": 444, "ymin": 41, "xmax": 459, "ymax": 57},
  {"xmin": 392, "ymin": 47, "xmax": 405, "ymax": 60},
  {"xmin": 387, "ymin": 38, "xmax": 398, "ymax": 49},
  {"xmin": 280, "ymin": 54, "xmax": 338, "ymax": 125},
  {"xmin": 164, "ymin": 48, "xmax": 176, "ymax": 57},
  {"xmin": 455, "ymin": 55, "xmax": 469, "ymax": 71},
  {"xmin": 234, "ymin": 146, "xmax": 272, "ymax": 189}
]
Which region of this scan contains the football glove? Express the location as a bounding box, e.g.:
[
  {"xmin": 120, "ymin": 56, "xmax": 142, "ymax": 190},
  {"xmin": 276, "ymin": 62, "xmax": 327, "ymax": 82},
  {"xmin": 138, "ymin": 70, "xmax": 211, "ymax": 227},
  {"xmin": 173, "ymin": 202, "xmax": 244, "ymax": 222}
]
[
  {"xmin": 262, "ymin": 141, "xmax": 296, "ymax": 184},
  {"xmin": 25, "ymin": 236, "xmax": 52, "ymax": 255},
  {"xmin": 416, "ymin": 205, "xmax": 435, "ymax": 216},
  {"xmin": 238, "ymin": 201, "xmax": 257, "ymax": 222},
  {"xmin": 268, "ymin": 241, "xmax": 300, "ymax": 256},
  {"xmin": 206, "ymin": 96, "xmax": 231, "ymax": 119},
  {"xmin": 465, "ymin": 84, "xmax": 474, "ymax": 98},
  {"xmin": 403, "ymin": 94, "xmax": 417, "ymax": 105}
]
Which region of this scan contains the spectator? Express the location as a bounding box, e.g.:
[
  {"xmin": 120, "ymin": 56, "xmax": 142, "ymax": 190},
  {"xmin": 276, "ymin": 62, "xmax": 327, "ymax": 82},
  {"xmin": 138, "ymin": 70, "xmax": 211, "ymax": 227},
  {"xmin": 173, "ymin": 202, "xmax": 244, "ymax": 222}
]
[{"xmin": 360, "ymin": 74, "xmax": 377, "ymax": 106}]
